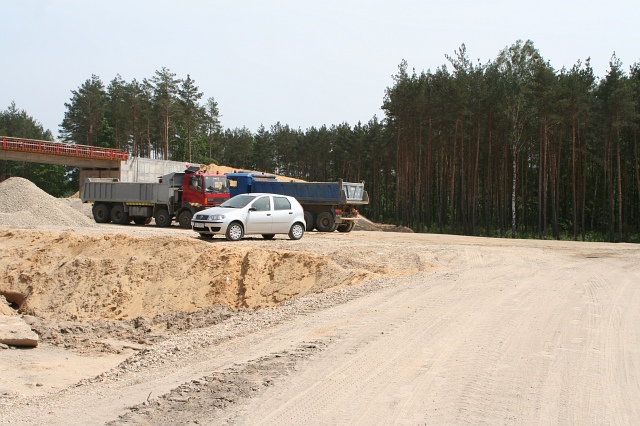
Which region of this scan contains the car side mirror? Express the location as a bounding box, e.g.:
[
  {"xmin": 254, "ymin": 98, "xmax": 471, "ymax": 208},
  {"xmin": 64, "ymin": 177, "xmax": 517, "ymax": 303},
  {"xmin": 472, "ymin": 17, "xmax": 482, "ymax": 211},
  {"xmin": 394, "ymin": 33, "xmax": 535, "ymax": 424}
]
[{"xmin": 248, "ymin": 207, "xmax": 257, "ymax": 212}]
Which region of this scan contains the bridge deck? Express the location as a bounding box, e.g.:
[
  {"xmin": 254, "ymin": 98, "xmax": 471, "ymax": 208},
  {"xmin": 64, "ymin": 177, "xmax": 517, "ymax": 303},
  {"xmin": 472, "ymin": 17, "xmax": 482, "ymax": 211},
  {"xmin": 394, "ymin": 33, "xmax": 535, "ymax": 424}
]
[{"xmin": 0, "ymin": 136, "xmax": 128, "ymax": 169}]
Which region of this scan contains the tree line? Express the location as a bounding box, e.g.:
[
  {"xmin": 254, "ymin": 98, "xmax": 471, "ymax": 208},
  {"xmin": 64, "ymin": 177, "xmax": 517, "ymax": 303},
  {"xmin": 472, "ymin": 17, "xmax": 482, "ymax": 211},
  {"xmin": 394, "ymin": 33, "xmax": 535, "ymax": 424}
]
[
  {"xmin": 385, "ymin": 41, "xmax": 639, "ymax": 242},
  {"xmin": 3, "ymin": 40, "xmax": 640, "ymax": 241},
  {"xmin": 58, "ymin": 68, "xmax": 221, "ymax": 163}
]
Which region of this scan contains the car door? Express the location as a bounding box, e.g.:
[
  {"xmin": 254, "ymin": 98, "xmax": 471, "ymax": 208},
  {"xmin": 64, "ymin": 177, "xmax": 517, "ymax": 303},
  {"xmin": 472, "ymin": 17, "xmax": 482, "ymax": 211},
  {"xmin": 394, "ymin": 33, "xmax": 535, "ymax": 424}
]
[
  {"xmin": 245, "ymin": 195, "xmax": 273, "ymax": 233},
  {"xmin": 271, "ymin": 196, "xmax": 295, "ymax": 233}
]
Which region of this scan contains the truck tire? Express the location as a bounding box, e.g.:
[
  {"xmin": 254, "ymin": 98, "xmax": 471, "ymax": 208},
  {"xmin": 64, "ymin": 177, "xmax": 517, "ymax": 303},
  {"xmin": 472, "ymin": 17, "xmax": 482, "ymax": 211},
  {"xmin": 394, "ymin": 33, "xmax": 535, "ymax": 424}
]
[
  {"xmin": 110, "ymin": 204, "xmax": 130, "ymax": 225},
  {"xmin": 288, "ymin": 222, "xmax": 305, "ymax": 240},
  {"xmin": 92, "ymin": 204, "xmax": 111, "ymax": 223},
  {"xmin": 315, "ymin": 211, "xmax": 335, "ymax": 232},
  {"xmin": 225, "ymin": 222, "xmax": 244, "ymax": 241},
  {"xmin": 337, "ymin": 221, "xmax": 355, "ymax": 233},
  {"xmin": 303, "ymin": 211, "xmax": 316, "ymax": 231},
  {"xmin": 262, "ymin": 234, "xmax": 275, "ymax": 240},
  {"xmin": 154, "ymin": 209, "xmax": 172, "ymax": 227},
  {"xmin": 178, "ymin": 210, "xmax": 193, "ymax": 229}
]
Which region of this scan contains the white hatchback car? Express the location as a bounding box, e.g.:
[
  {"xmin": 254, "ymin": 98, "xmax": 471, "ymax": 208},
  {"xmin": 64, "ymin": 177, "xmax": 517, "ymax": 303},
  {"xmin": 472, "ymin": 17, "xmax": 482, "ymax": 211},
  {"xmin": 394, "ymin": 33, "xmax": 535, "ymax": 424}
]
[{"xmin": 191, "ymin": 193, "xmax": 306, "ymax": 241}]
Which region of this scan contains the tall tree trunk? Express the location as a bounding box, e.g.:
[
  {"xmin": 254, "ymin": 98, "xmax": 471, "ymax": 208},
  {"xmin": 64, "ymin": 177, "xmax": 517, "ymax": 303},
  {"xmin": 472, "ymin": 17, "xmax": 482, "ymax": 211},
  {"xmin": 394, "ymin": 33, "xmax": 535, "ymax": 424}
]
[
  {"xmin": 572, "ymin": 112, "xmax": 577, "ymax": 240},
  {"xmin": 538, "ymin": 123, "xmax": 544, "ymax": 239},
  {"xmin": 608, "ymin": 129, "xmax": 615, "ymax": 242},
  {"xmin": 187, "ymin": 111, "xmax": 192, "ymax": 162},
  {"xmin": 472, "ymin": 119, "xmax": 480, "ymax": 236},
  {"xmin": 163, "ymin": 113, "xmax": 169, "ymax": 160},
  {"xmin": 450, "ymin": 122, "xmax": 458, "ymax": 231},
  {"xmin": 395, "ymin": 127, "xmax": 401, "ymax": 224},
  {"xmin": 635, "ymin": 127, "xmax": 640, "ymax": 233},
  {"xmin": 485, "ymin": 120, "xmax": 493, "ymax": 236},
  {"xmin": 616, "ymin": 122, "xmax": 623, "ymax": 241},
  {"xmin": 542, "ymin": 127, "xmax": 548, "ymax": 239},
  {"xmin": 426, "ymin": 118, "xmax": 433, "ymax": 229},
  {"xmin": 511, "ymin": 147, "xmax": 517, "ymax": 239}
]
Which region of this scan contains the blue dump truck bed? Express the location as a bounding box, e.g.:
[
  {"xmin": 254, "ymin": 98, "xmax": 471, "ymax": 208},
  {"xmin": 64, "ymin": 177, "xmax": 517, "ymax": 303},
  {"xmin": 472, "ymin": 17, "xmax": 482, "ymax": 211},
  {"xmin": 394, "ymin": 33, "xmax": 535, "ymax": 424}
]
[{"xmin": 226, "ymin": 173, "xmax": 368, "ymax": 205}]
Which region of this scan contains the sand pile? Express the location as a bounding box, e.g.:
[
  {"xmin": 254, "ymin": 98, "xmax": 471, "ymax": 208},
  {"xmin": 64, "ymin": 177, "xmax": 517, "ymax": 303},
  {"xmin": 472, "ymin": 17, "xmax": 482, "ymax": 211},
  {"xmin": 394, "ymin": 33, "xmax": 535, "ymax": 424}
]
[
  {"xmin": 0, "ymin": 230, "xmax": 375, "ymax": 321},
  {"xmin": 200, "ymin": 163, "xmax": 305, "ymax": 182},
  {"xmin": 0, "ymin": 178, "xmax": 96, "ymax": 229}
]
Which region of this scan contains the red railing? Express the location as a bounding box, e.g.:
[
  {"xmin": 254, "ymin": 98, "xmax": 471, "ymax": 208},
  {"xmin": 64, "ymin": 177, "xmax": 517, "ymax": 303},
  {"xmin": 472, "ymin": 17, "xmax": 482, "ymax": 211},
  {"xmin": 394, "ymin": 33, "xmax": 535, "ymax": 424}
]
[{"xmin": 0, "ymin": 136, "xmax": 129, "ymax": 161}]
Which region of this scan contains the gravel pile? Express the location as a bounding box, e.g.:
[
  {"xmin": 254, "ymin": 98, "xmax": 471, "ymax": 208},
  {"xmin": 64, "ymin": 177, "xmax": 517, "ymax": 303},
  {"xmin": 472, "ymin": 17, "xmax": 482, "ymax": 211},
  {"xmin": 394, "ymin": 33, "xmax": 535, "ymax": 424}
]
[{"xmin": 0, "ymin": 178, "xmax": 96, "ymax": 228}]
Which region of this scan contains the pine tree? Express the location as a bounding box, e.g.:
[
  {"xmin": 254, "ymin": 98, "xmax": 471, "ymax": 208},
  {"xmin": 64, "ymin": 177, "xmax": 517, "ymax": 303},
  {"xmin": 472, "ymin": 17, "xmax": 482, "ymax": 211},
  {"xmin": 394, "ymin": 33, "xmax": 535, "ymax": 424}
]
[
  {"xmin": 178, "ymin": 74, "xmax": 204, "ymax": 162},
  {"xmin": 495, "ymin": 40, "xmax": 544, "ymax": 238},
  {"xmin": 60, "ymin": 75, "xmax": 107, "ymax": 146},
  {"xmin": 149, "ymin": 67, "xmax": 181, "ymax": 160}
]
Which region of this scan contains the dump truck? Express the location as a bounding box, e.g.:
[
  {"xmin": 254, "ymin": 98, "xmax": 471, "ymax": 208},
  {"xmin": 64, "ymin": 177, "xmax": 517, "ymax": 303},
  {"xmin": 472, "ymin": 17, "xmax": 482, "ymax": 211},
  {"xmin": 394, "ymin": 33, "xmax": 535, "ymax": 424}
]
[
  {"xmin": 81, "ymin": 165, "xmax": 229, "ymax": 228},
  {"xmin": 225, "ymin": 172, "xmax": 368, "ymax": 232}
]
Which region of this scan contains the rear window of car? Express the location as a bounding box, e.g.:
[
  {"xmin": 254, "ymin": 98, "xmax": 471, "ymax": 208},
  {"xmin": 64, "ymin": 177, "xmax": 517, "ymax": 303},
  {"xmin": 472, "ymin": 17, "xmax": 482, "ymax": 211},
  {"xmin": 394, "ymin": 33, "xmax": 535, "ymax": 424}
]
[{"xmin": 273, "ymin": 197, "xmax": 292, "ymax": 210}]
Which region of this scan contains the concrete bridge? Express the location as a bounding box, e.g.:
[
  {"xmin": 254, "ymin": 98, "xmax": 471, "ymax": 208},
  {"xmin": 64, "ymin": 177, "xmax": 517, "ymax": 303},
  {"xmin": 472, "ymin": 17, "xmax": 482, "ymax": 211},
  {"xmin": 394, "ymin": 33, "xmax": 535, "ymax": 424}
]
[{"xmin": 0, "ymin": 136, "xmax": 189, "ymax": 186}]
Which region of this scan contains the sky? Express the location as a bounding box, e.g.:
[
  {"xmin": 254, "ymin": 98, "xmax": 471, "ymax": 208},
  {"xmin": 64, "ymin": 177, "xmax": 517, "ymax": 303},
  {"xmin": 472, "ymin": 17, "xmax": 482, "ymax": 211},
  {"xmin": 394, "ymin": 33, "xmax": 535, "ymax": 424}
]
[{"xmin": 2, "ymin": 0, "xmax": 639, "ymax": 140}]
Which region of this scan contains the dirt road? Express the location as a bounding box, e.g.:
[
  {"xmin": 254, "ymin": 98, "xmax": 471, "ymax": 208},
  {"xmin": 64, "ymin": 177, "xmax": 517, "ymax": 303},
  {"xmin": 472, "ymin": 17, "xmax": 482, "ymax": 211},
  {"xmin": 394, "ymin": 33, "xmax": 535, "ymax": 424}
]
[{"xmin": 2, "ymin": 229, "xmax": 640, "ymax": 425}]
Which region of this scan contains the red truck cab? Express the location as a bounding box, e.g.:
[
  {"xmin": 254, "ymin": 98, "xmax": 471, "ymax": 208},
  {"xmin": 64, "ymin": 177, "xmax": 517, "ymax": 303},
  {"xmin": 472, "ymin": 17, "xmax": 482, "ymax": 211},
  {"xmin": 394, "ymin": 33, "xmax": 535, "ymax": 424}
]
[{"xmin": 182, "ymin": 172, "xmax": 230, "ymax": 208}]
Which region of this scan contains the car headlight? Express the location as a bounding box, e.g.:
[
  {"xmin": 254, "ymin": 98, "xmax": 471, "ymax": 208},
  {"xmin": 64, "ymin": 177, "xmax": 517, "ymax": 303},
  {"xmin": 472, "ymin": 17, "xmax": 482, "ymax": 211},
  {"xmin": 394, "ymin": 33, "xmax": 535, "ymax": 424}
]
[{"xmin": 210, "ymin": 214, "xmax": 225, "ymax": 220}]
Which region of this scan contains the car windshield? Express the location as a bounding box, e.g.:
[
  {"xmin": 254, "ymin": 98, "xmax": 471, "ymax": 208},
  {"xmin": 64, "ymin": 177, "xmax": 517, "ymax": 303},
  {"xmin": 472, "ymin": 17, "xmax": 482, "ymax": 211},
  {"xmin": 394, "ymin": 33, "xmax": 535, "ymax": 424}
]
[
  {"xmin": 203, "ymin": 176, "xmax": 229, "ymax": 194},
  {"xmin": 220, "ymin": 194, "xmax": 256, "ymax": 208}
]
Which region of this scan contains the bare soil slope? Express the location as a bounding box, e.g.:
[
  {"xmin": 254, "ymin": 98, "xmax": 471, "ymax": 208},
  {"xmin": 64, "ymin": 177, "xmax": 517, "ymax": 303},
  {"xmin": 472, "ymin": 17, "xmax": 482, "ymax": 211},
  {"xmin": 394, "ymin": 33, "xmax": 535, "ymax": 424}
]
[{"xmin": 0, "ymin": 230, "xmax": 375, "ymax": 319}]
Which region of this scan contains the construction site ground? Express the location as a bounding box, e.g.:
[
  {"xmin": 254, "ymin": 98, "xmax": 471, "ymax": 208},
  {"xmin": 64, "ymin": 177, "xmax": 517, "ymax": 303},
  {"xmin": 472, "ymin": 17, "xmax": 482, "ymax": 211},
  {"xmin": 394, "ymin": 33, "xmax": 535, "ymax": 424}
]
[{"xmin": 1, "ymin": 177, "xmax": 639, "ymax": 425}]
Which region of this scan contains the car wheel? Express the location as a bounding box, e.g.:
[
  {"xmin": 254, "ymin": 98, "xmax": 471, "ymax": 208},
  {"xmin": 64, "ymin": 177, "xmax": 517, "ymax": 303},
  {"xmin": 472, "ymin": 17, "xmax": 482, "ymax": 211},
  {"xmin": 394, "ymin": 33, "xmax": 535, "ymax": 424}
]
[
  {"xmin": 154, "ymin": 209, "xmax": 172, "ymax": 227},
  {"xmin": 110, "ymin": 204, "xmax": 130, "ymax": 225},
  {"xmin": 92, "ymin": 203, "xmax": 111, "ymax": 223},
  {"xmin": 303, "ymin": 211, "xmax": 316, "ymax": 231},
  {"xmin": 225, "ymin": 222, "xmax": 244, "ymax": 241},
  {"xmin": 288, "ymin": 222, "xmax": 305, "ymax": 240},
  {"xmin": 315, "ymin": 211, "xmax": 335, "ymax": 232},
  {"xmin": 178, "ymin": 210, "xmax": 193, "ymax": 229},
  {"xmin": 262, "ymin": 234, "xmax": 275, "ymax": 240}
]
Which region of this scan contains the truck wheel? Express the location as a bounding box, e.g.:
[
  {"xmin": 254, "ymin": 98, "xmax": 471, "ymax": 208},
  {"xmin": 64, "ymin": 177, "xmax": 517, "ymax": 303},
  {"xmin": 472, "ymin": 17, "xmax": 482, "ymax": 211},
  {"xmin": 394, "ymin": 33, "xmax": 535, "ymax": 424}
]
[
  {"xmin": 262, "ymin": 234, "xmax": 275, "ymax": 240},
  {"xmin": 198, "ymin": 233, "xmax": 214, "ymax": 239},
  {"xmin": 288, "ymin": 222, "xmax": 305, "ymax": 240},
  {"xmin": 315, "ymin": 212, "xmax": 335, "ymax": 232},
  {"xmin": 337, "ymin": 222, "xmax": 355, "ymax": 233},
  {"xmin": 92, "ymin": 204, "xmax": 111, "ymax": 223},
  {"xmin": 154, "ymin": 209, "xmax": 172, "ymax": 227},
  {"xmin": 303, "ymin": 211, "xmax": 316, "ymax": 231},
  {"xmin": 110, "ymin": 204, "xmax": 130, "ymax": 225},
  {"xmin": 225, "ymin": 222, "xmax": 244, "ymax": 241},
  {"xmin": 178, "ymin": 210, "xmax": 193, "ymax": 229}
]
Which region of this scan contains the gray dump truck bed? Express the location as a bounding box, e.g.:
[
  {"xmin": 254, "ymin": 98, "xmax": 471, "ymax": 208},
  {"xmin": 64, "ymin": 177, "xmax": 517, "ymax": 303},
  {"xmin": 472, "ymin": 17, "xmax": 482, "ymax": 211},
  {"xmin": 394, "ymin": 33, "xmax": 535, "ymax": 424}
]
[{"xmin": 80, "ymin": 179, "xmax": 173, "ymax": 205}]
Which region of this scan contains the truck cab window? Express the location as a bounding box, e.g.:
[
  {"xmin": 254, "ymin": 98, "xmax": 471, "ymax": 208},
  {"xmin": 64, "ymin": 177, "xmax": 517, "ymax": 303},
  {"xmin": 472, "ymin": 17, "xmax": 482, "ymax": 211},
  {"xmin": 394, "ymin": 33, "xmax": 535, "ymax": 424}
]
[
  {"xmin": 189, "ymin": 176, "xmax": 200, "ymax": 192},
  {"xmin": 203, "ymin": 176, "xmax": 229, "ymax": 194}
]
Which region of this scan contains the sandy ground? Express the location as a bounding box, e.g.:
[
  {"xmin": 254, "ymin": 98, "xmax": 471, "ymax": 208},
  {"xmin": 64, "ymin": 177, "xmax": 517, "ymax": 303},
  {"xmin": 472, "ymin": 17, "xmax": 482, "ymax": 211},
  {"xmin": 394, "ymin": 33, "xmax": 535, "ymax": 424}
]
[{"xmin": 1, "ymin": 219, "xmax": 639, "ymax": 424}]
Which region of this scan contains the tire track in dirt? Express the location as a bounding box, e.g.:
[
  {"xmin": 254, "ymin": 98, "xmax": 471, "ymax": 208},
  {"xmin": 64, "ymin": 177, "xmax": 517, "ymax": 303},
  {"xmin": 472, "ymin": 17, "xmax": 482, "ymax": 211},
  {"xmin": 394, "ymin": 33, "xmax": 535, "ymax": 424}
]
[
  {"xmin": 226, "ymin": 246, "xmax": 537, "ymax": 424},
  {"xmin": 224, "ymin": 244, "xmax": 640, "ymax": 425},
  {"xmin": 226, "ymin": 272, "xmax": 477, "ymax": 425}
]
